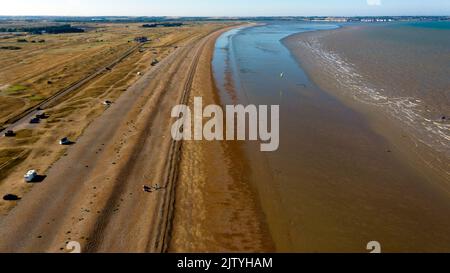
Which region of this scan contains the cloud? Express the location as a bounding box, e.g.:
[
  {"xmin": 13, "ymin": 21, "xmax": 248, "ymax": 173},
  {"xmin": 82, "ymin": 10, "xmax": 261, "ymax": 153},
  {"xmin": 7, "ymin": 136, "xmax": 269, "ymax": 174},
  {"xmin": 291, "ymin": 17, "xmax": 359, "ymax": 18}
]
[{"xmin": 367, "ymin": 0, "xmax": 382, "ymax": 6}]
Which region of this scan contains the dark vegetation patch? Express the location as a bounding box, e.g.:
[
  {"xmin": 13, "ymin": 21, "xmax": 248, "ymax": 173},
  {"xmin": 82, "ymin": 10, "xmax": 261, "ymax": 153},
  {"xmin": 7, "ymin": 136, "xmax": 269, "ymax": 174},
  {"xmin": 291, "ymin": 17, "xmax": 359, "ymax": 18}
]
[
  {"xmin": 142, "ymin": 22, "xmax": 183, "ymax": 28},
  {"xmin": 0, "ymin": 24, "xmax": 84, "ymax": 34},
  {"xmin": 0, "ymin": 46, "xmax": 21, "ymax": 50}
]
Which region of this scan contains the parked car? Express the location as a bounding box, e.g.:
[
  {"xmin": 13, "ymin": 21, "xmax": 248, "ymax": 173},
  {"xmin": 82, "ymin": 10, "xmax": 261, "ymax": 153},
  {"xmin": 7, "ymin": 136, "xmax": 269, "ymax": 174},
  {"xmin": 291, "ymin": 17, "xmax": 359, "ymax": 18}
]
[
  {"xmin": 151, "ymin": 59, "xmax": 159, "ymax": 66},
  {"xmin": 59, "ymin": 137, "xmax": 71, "ymax": 145},
  {"xmin": 30, "ymin": 117, "xmax": 40, "ymax": 124},
  {"xmin": 4, "ymin": 130, "xmax": 15, "ymax": 137},
  {"xmin": 36, "ymin": 113, "xmax": 48, "ymax": 119},
  {"xmin": 24, "ymin": 170, "xmax": 38, "ymax": 182}
]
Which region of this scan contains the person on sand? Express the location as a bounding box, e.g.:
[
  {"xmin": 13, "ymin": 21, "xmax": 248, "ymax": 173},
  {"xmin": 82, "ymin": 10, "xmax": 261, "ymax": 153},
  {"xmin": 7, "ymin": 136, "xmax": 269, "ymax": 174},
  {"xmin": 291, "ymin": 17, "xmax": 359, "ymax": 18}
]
[{"xmin": 143, "ymin": 185, "xmax": 152, "ymax": 192}]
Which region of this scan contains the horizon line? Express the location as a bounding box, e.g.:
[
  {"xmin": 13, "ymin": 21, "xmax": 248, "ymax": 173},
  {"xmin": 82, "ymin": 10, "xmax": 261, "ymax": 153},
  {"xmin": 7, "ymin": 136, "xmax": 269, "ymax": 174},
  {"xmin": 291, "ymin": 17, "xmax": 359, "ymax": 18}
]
[{"xmin": 1, "ymin": 14, "xmax": 449, "ymax": 18}]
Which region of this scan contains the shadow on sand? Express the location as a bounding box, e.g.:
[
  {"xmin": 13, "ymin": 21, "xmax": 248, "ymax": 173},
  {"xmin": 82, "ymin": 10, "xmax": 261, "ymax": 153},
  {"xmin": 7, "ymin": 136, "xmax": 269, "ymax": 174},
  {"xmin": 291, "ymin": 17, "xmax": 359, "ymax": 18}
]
[
  {"xmin": 61, "ymin": 141, "xmax": 76, "ymax": 146},
  {"xmin": 3, "ymin": 194, "xmax": 21, "ymax": 201},
  {"xmin": 28, "ymin": 175, "xmax": 47, "ymax": 183}
]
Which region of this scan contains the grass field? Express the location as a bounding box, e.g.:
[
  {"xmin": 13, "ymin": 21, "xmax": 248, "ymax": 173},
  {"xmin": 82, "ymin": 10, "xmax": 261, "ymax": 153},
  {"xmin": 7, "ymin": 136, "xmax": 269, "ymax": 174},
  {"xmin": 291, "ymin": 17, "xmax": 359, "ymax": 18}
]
[{"xmin": 0, "ymin": 22, "xmax": 226, "ymax": 122}]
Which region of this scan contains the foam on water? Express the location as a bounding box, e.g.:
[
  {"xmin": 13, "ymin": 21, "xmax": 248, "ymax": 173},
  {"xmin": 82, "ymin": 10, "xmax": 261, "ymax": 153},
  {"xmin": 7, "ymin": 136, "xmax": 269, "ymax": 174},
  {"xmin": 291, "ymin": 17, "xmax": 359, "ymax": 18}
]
[{"xmin": 297, "ymin": 36, "xmax": 450, "ymax": 158}]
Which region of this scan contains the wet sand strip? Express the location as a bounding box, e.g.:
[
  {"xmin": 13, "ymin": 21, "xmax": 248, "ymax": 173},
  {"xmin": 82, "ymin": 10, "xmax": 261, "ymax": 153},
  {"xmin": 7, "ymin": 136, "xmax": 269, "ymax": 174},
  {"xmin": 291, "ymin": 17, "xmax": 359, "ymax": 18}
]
[{"xmin": 169, "ymin": 25, "xmax": 275, "ymax": 253}]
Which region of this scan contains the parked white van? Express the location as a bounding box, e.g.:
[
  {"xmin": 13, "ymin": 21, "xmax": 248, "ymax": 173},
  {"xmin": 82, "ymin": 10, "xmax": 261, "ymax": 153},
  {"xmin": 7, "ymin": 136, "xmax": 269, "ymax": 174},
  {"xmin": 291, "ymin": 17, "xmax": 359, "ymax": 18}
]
[{"xmin": 24, "ymin": 170, "xmax": 38, "ymax": 182}]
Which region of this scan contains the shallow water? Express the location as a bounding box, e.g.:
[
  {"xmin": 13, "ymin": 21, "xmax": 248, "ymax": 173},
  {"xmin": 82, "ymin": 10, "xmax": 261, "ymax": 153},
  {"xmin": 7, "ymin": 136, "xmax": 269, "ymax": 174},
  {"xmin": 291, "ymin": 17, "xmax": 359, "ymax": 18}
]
[
  {"xmin": 289, "ymin": 22, "xmax": 450, "ymax": 175},
  {"xmin": 213, "ymin": 22, "xmax": 337, "ymax": 105},
  {"xmin": 212, "ymin": 22, "xmax": 450, "ymax": 252}
]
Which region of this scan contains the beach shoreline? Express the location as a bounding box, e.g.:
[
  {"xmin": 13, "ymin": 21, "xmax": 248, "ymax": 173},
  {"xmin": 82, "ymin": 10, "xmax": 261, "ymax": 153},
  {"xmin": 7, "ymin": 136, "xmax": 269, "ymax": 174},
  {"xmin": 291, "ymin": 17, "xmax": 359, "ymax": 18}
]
[
  {"xmin": 204, "ymin": 22, "xmax": 450, "ymax": 252},
  {"xmin": 169, "ymin": 23, "xmax": 276, "ymax": 252}
]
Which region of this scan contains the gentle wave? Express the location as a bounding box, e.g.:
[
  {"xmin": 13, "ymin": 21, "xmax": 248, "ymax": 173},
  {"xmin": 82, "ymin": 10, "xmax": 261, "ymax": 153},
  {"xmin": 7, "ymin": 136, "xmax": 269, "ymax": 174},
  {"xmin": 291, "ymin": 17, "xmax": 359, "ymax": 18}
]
[{"xmin": 297, "ymin": 36, "xmax": 450, "ymax": 159}]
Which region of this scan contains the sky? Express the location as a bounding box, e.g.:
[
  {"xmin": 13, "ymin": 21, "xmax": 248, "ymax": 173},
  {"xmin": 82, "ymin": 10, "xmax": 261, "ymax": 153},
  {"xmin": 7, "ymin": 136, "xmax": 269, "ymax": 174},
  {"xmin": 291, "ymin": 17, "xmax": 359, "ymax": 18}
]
[{"xmin": 1, "ymin": 0, "xmax": 449, "ymax": 17}]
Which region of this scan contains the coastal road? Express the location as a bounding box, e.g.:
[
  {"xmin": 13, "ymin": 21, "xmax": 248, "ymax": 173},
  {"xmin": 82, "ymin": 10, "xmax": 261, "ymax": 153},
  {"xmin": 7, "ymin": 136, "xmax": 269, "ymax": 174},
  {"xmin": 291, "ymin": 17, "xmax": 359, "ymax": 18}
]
[{"xmin": 0, "ymin": 26, "xmax": 232, "ymax": 253}]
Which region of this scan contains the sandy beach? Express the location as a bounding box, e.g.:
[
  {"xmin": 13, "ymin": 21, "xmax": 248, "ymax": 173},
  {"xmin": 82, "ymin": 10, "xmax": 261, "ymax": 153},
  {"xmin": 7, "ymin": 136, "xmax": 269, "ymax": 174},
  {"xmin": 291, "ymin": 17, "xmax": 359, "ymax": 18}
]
[
  {"xmin": 0, "ymin": 23, "xmax": 244, "ymax": 253},
  {"xmin": 169, "ymin": 24, "xmax": 275, "ymax": 252},
  {"xmin": 1, "ymin": 20, "xmax": 449, "ymax": 254}
]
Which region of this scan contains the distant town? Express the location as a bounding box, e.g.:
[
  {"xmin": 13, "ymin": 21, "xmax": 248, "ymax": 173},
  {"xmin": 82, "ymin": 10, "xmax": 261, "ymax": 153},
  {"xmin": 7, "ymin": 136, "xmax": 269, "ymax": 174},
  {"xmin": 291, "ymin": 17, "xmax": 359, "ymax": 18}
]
[{"xmin": 301, "ymin": 16, "xmax": 450, "ymax": 22}]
